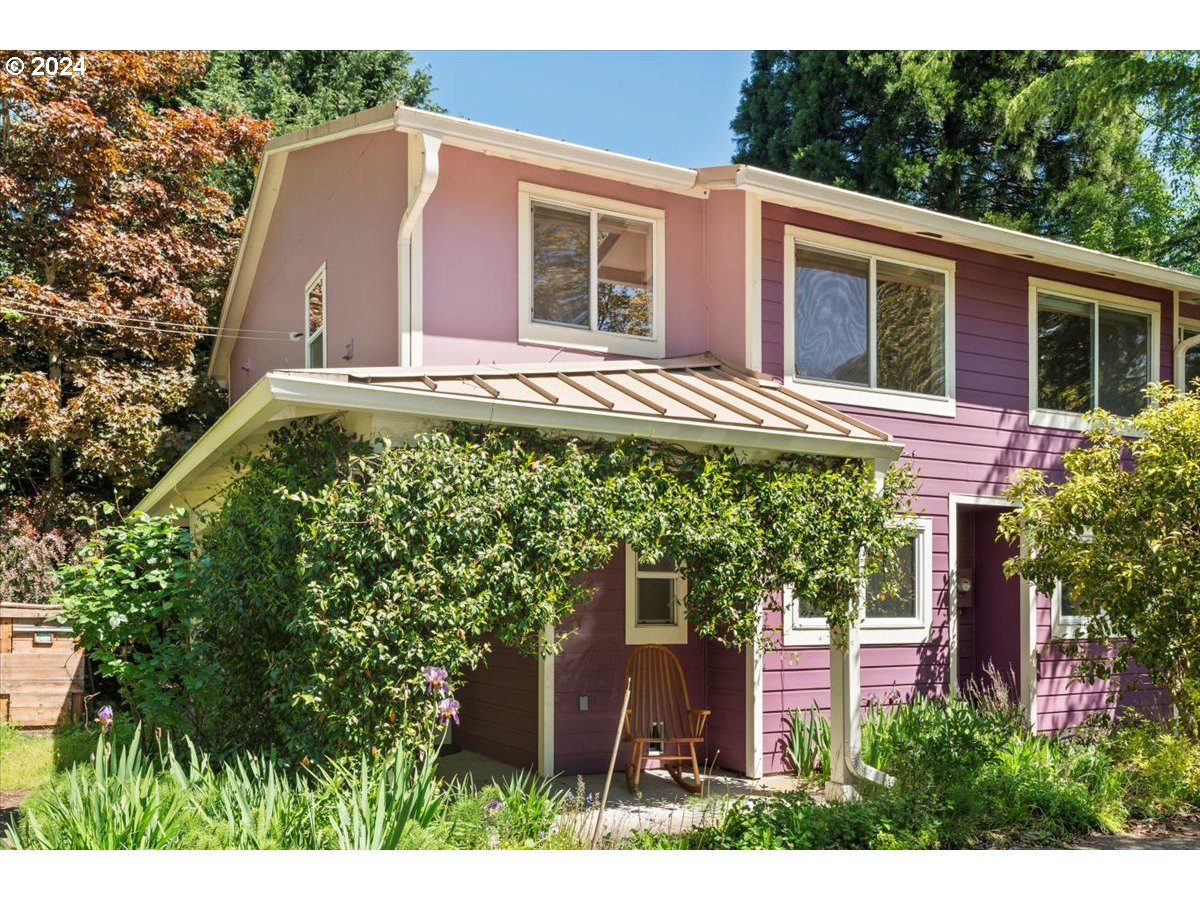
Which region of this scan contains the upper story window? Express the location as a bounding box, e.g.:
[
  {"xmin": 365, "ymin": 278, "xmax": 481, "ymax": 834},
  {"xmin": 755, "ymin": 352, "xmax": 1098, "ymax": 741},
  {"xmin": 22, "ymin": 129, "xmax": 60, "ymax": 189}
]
[
  {"xmin": 518, "ymin": 183, "xmax": 666, "ymax": 358},
  {"xmin": 783, "ymin": 516, "xmax": 934, "ymax": 646},
  {"xmin": 625, "ymin": 545, "xmax": 688, "ymax": 645},
  {"xmin": 1182, "ymin": 321, "xmax": 1200, "ymax": 390},
  {"xmin": 1029, "ymin": 278, "xmax": 1160, "ymax": 430},
  {"xmin": 783, "ymin": 227, "xmax": 956, "ymax": 418},
  {"xmin": 304, "ymin": 266, "xmax": 326, "ymax": 369}
]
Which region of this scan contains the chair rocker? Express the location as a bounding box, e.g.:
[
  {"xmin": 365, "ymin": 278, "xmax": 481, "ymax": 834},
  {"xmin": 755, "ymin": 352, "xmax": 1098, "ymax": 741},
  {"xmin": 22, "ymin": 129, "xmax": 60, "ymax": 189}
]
[{"xmin": 622, "ymin": 644, "xmax": 711, "ymax": 794}]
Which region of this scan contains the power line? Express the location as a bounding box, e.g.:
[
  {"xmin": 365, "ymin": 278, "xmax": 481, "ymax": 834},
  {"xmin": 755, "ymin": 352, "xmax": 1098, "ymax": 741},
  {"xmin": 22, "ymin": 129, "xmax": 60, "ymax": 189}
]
[
  {"xmin": 1, "ymin": 299, "xmax": 296, "ymax": 339},
  {"xmin": 0, "ymin": 304, "xmax": 299, "ymax": 343}
]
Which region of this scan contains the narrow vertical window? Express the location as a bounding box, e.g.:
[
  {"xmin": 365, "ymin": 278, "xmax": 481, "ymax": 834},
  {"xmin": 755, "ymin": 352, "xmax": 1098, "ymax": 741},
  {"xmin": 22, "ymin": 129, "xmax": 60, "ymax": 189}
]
[
  {"xmin": 305, "ymin": 267, "xmax": 326, "ymax": 369},
  {"xmin": 1181, "ymin": 326, "xmax": 1199, "ymax": 389},
  {"xmin": 625, "ymin": 546, "xmax": 688, "ymax": 644}
]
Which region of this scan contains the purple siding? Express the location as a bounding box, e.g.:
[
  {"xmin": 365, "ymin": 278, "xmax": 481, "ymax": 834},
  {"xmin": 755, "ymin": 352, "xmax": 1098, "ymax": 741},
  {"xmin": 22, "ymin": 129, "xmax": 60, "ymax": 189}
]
[
  {"xmin": 553, "ymin": 548, "xmax": 745, "ymax": 775},
  {"xmin": 456, "ymin": 640, "xmax": 538, "ymax": 768},
  {"xmin": 760, "ymin": 203, "xmax": 1174, "ymax": 767}
]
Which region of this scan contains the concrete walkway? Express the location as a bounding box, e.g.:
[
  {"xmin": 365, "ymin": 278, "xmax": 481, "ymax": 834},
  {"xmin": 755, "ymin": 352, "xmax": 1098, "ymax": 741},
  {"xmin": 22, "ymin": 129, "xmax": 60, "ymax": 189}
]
[{"xmin": 436, "ymin": 749, "xmax": 801, "ymax": 840}]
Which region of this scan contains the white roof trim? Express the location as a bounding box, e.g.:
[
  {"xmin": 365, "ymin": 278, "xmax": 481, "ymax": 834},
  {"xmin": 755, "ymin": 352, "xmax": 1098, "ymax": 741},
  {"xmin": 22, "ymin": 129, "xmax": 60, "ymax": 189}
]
[
  {"xmin": 138, "ymin": 367, "xmax": 902, "ymax": 516},
  {"xmin": 699, "ymin": 165, "xmax": 1200, "ymax": 296}
]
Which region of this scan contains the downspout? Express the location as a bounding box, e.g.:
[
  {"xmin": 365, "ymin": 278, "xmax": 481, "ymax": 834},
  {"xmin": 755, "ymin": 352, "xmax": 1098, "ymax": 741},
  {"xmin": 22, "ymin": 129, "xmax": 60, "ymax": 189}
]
[
  {"xmin": 397, "ymin": 129, "xmax": 442, "ymax": 367},
  {"xmin": 1176, "ymin": 332, "xmax": 1200, "ymax": 388}
]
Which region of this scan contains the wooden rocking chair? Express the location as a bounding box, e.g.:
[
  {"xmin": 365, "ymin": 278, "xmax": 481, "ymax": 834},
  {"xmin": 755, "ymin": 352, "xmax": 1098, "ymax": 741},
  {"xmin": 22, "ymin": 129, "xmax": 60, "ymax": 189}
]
[{"xmin": 622, "ymin": 644, "xmax": 710, "ymax": 794}]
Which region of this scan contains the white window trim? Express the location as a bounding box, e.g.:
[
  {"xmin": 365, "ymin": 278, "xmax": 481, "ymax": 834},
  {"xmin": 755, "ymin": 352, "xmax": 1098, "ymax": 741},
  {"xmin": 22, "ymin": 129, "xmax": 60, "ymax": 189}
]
[
  {"xmin": 1050, "ymin": 580, "xmax": 1090, "ymax": 640},
  {"xmin": 304, "ymin": 264, "xmax": 327, "ymax": 369},
  {"xmin": 783, "ymin": 515, "xmax": 935, "ymax": 646},
  {"xmin": 1179, "ymin": 316, "xmax": 1200, "ymax": 391},
  {"xmin": 782, "ymin": 226, "xmax": 957, "ymax": 418},
  {"xmin": 624, "ymin": 544, "xmax": 688, "ymax": 645},
  {"xmin": 518, "ymin": 182, "xmax": 666, "ymax": 358},
  {"xmin": 1027, "ymin": 277, "xmax": 1162, "ymax": 431}
]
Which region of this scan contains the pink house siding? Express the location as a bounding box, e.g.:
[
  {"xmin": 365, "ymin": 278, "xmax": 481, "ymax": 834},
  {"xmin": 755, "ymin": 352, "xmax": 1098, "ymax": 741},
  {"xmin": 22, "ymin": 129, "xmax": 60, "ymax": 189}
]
[
  {"xmin": 229, "ymin": 132, "xmax": 408, "ymax": 401},
  {"xmin": 456, "ymin": 640, "xmax": 539, "ymax": 768},
  {"xmin": 421, "ymin": 148, "xmax": 709, "ymax": 367},
  {"xmin": 759, "ymin": 202, "xmax": 1174, "ymax": 766}
]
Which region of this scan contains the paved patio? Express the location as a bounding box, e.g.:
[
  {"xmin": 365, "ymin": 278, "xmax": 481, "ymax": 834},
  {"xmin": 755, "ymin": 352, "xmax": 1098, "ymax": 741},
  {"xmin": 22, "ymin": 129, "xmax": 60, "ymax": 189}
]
[{"xmin": 436, "ymin": 749, "xmax": 803, "ymax": 840}]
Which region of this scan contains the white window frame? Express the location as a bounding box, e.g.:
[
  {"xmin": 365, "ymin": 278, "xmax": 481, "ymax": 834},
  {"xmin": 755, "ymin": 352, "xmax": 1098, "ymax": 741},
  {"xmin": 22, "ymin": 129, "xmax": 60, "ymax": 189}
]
[
  {"xmin": 783, "ymin": 516, "xmax": 935, "ymax": 646},
  {"xmin": 1028, "ymin": 278, "xmax": 1162, "ymax": 431},
  {"xmin": 1050, "ymin": 580, "xmax": 1090, "ymax": 640},
  {"xmin": 782, "ymin": 226, "xmax": 957, "ymax": 418},
  {"xmin": 304, "ymin": 264, "xmax": 327, "ymax": 369},
  {"xmin": 1179, "ymin": 316, "xmax": 1200, "ymax": 391},
  {"xmin": 624, "ymin": 544, "xmax": 688, "ymax": 645},
  {"xmin": 518, "ymin": 182, "xmax": 666, "ymax": 359}
]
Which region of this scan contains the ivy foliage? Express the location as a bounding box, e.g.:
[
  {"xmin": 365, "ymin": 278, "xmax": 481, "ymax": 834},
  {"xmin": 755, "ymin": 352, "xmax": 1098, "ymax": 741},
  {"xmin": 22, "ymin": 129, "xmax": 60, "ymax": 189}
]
[
  {"xmin": 65, "ymin": 417, "xmax": 912, "ymax": 761},
  {"xmin": 1001, "ymin": 384, "xmax": 1200, "ymax": 735}
]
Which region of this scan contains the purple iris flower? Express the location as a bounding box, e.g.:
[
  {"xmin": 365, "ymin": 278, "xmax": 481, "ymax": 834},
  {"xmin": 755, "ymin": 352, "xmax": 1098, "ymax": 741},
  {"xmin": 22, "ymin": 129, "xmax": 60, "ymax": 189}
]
[
  {"xmin": 96, "ymin": 705, "xmax": 114, "ymax": 734},
  {"xmin": 437, "ymin": 697, "xmax": 460, "ymax": 726},
  {"xmin": 423, "ymin": 666, "xmax": 449, "ymax": 696},
  {"xmin": 485, "ymin": 798, "xmax": 503, "ymax": 814}
]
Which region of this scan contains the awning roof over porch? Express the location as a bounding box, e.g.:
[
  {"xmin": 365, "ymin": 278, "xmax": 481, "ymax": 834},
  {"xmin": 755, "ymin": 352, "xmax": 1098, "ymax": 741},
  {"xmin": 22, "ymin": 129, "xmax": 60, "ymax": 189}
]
[{"xmin": 138, "ymin": 354, "xmax": 902, "ymax": 517}]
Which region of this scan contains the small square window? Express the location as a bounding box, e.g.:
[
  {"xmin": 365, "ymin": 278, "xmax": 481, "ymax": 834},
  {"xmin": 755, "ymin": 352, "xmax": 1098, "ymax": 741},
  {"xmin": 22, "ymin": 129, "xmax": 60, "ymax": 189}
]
[{"xmin": 625, "ymin": 546, "xmax": 687, "ymax": 645}]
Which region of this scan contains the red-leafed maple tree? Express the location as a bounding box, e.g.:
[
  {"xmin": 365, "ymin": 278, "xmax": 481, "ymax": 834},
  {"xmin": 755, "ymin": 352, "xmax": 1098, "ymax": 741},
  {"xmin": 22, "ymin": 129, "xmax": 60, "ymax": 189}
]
[{"xmin": 0, "ymin": 51, "xmax": 270, "ymax": 521}]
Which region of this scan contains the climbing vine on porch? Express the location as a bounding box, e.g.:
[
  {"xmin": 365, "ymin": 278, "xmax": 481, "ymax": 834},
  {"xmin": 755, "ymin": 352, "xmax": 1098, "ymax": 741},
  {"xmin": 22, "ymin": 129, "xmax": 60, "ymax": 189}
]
[{"xmin": 65, "ymin": 417, "xmax": 913, "ymax": 761}]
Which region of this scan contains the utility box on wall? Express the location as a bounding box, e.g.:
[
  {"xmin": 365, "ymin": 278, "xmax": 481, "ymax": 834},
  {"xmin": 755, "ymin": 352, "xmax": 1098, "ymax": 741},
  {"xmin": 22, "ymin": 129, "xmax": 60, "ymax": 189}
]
[{"xmin": 0, "ymin": 603, "xmax": 85, "ymax": 727}]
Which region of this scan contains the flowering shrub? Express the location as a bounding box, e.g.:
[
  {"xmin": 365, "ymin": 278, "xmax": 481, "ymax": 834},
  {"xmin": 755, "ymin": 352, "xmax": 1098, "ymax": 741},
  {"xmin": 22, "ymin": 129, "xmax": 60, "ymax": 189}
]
[{"xmin": 60, "ymin": 416, "xmax": 910, "ymax": 762}]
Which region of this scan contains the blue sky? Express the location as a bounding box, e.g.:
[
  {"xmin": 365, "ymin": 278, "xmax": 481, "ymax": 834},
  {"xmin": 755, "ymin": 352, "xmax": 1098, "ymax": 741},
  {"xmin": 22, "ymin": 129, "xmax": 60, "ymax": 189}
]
[{"xmin": 408, "ymin": 51, "xmax": 754, "ymax": 168}]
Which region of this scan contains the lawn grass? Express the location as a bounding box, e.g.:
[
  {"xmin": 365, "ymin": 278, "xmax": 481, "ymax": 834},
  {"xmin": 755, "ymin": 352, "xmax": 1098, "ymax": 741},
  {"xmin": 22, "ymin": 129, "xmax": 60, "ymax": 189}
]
[{"xmin": 0, "ymin": 722, "xmax": 122, "ymax": 794}]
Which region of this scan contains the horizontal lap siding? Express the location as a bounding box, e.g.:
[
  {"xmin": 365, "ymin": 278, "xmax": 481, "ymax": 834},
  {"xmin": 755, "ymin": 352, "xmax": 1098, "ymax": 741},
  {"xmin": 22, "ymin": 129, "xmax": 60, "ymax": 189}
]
[
  {"xmin": 705, "ymin": 642, "xmax": 746, "ymax": 774},
  {"xmin": 760, "ymin": 204, "xmax": 1175, "ymax": 765},
  {"xmin": 455, "ymin": 639, "xmax": 538, "ymax": 768}
]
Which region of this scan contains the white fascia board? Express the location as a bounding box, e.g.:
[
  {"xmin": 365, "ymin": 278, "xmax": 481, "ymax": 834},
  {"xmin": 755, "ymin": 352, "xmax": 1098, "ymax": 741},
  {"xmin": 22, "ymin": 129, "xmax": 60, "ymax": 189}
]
[
  {"xmin": 208, "ymin": 151, "xmax": 288, "ymax": 383},
  {"xmin": 715, "ymin": 166, "xmax": 1200, "ymax": 296},
  {"xmin": 393, "ymin": 106, "xmax": 704, "ymax": 196},
  {"xmin": 135, "ymin": 378, "xmax": 279, "ymax": 516},
  {"xmin": 266, "ymin": 373, "xmax": 905, "ymax": 462}
]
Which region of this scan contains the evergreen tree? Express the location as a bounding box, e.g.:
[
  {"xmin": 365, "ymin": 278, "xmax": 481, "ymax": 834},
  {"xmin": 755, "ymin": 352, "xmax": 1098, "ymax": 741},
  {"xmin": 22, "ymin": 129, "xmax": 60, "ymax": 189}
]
[
  {"xmin": 184, "ymin": 51, "xmax": 441, "ymax": 210},
  {"xmin": 731, "ymin": 51, "xmax": 1185, "ymax": 266}
]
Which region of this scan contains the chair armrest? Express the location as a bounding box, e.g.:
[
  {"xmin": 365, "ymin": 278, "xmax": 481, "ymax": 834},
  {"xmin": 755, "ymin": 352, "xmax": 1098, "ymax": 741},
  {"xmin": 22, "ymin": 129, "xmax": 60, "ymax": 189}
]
[{"xmin": 688, "ymin": 708, "xmax": 711, "ymax": 738}]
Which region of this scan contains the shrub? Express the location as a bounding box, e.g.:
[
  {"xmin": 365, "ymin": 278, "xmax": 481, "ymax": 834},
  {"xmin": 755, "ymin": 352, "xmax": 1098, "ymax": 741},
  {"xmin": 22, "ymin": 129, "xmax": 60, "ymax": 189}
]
[
  {"xmin": 57, "ymin": 511, "xmax": 215, "ymax": 739},
  {"xmin": 0, "ymin": 509, "xmax": 75, "ymax": 605},
  {"xmin": 1104, "ymin": 719, "xmax": 1200, "ymax": 819}
]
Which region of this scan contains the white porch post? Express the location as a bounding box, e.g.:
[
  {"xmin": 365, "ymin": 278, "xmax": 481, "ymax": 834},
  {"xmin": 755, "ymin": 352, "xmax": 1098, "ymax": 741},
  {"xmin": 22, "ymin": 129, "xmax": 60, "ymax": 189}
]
[
  {"xmin": 537, "ymin": 623, "xmax": 555, "ymax": 777},
  {"xmin": 826, "ymin": 616, "xmax": 863, "ymax": 801}
]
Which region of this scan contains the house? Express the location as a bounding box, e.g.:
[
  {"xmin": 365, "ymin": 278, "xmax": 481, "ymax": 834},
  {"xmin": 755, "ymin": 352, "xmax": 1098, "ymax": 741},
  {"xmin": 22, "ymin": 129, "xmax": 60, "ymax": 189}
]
[{"xmin": 138, "ymin": 103, "xmax": 1200, "ymax": 794}]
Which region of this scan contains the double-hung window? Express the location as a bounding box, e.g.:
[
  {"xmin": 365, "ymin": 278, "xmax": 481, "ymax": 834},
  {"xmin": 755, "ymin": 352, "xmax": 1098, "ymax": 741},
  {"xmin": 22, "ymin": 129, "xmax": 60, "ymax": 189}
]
[
  {"xmin": 518, "ymin": 183, "xmax": 666, "ymax": 358},
  {"xmin": 1029, "ymin": 279, "xmax": 1160, "ymax": 429},
  {"xmin": 304, "ymin": 266, "xmax": 327, "ymax": 369},
  {"xmin": 784, "ymin": 516, "xmax": 934, "ymax": 646},
  {"xmin": 783, "ymin": 227, "xmax": 955, "ymax": 417},
  {"xmin": 625, "ymin": 545, "xmax": 687, "ymax": 645}
]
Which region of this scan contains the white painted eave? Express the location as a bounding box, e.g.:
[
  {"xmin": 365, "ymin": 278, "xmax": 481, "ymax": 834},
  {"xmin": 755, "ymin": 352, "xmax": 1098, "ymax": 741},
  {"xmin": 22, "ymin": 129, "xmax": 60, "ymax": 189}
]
[
  {"xmin": 138, "ymin": 370, "xmax": 903, "ymax": 515},
  {"xmin": 699, "ymin": 165, "xmax": 1200, "ymax": 296}
]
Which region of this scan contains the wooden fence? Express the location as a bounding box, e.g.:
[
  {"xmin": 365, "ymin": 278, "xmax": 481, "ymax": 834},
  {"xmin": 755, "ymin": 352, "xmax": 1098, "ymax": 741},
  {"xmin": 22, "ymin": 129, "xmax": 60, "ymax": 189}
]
[{"xmin": 0, "ymin": 603, "xmax": 85, "ymax": 727}]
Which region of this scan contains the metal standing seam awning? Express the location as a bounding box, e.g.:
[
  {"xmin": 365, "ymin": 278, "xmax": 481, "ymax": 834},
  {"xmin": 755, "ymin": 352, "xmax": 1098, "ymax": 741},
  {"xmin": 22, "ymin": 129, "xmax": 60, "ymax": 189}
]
[{"xmin": 137, "ymin": 354, "xmax": 901, "ymax": 517}]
